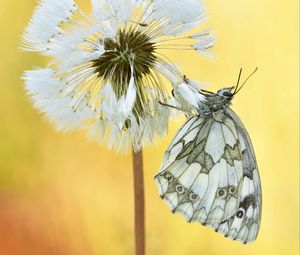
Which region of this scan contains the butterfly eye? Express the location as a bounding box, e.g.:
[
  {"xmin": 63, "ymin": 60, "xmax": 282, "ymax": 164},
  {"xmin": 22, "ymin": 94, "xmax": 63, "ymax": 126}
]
[
  {"xmin": 222, "ymin": 91, "xmax": 233, "ymax": 98},
  {"xmin": 175, "ymin": 185, "xmax": 185, "ymax": 194},
  {"xmin": 189, "ymin": 192, "xmax": 199, "ymax": 202},
  {"xmin": 236, "ymin": 209, "xmax": 245, "ymax": 219},
  {"xmin": 228, "ymin": 186, "xmax": 237, "ymax": 195},
  {"xmin": 217, "ymin": 188, "xmax": 227, "ymax": 199}
]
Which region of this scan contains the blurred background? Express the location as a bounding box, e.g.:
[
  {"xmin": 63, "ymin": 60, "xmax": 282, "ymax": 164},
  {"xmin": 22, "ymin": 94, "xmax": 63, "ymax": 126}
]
[{"xmin": 0, "ymin": 0, "xmax": 299, "ymax": 254}]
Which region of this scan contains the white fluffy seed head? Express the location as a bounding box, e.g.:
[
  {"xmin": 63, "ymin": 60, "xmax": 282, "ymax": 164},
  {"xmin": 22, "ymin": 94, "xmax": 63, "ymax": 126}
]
[{"xmin": 22, "ymin": 0, "xmax": 215, "ymax": 152}]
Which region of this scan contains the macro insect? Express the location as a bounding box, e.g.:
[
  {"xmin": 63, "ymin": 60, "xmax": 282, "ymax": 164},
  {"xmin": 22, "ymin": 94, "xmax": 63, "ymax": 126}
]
[{"xmin": 155, "ymin": 69, "xmax": 262, "ymax": 244}]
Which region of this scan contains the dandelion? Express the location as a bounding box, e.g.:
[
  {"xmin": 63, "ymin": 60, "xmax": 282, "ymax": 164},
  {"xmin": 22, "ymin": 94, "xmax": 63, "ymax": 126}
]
[
  {"xmin": 22, "ymin": 0, "xmax": 215, "ymax": 152},
  {"xmin": 22, "ymin": 1, "xmax": 215, "ymax": 255}
]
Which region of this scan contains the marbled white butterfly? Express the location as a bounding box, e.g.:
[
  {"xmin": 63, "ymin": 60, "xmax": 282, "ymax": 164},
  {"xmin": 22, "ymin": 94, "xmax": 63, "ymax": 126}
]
[{"xmin": 155, "ymin": 69, "xmax": 262, "ymax": 244}]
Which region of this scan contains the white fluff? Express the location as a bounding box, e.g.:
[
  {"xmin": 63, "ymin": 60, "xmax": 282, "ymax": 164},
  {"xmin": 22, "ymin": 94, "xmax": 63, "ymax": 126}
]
[
  {"xmin": 194, "ymin": 32, "xmax": 216, "ymax": 59},
  {"xmin": 22, "ymin": 0, "xmax": 78, "ymax": 51},
  {"xmin": 106, "ymin": 0, "xmax": 137, "ymax": 21},
  {"xmin": 23, "ymin": 69, "xmax": 94, "ymax": 131},
  {"xmin": 100, "ymin": 76, "xmax": 136, "ymax": 129},
  {"xmin": 174, "ymin": 81, "xmax": 206, "ymax": 112},
  {"xmin": 92, "ymin": 0, "xmax": 137, "ymax": 24},
  {"xmin": 152, "ymin": 0, "xmax": 207, "ymax": 34},
  {"xmin": 46, "ymin": 22, "xmax": 106, "ymax": 65}
]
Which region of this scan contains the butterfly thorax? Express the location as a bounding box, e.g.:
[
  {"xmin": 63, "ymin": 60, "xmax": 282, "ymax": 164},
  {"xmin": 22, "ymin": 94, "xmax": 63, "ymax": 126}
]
[{"xmin": 197, "ymin": 88, "xmax": 234, "ymax": 118}]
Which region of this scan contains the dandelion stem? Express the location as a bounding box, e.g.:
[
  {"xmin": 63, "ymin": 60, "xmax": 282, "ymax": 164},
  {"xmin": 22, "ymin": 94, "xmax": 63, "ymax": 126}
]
[{"xmin": 132, "ymin": 148, "xmax": 145, "ymax": 255}]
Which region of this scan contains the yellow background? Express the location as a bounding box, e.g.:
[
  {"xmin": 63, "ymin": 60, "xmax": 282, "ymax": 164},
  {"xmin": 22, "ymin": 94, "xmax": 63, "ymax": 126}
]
[{"xmin": 0, "ymin": 0, "xmax": 298, "ymax": 254}]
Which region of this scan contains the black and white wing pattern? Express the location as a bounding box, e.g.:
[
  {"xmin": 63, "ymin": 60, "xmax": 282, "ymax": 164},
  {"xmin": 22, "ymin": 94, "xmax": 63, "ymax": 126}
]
[{"xmin": 155, "ymin": 110, "xmax": 261, "ymax": 244}]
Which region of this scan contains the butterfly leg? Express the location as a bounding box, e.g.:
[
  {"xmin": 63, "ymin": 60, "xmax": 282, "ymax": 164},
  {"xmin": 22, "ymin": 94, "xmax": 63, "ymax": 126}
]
[{"xmin": 158, "ymin": 101, "xmax": 191, "ymax": 116}]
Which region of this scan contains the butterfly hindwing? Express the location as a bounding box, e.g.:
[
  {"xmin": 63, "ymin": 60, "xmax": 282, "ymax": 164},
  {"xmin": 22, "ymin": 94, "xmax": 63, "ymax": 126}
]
[{"xmin": 155, "ymin": 109, "xmax": 261, "ymax": 244}]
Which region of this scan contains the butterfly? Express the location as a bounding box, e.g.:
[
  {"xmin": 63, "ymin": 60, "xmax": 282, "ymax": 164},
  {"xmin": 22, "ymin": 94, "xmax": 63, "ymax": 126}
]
[{"xmin": 155, "ymin": 69, "xmax": 262, "ymax": 244}]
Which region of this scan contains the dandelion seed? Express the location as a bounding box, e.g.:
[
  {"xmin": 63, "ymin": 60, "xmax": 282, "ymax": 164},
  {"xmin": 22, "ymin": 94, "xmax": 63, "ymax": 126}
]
[{"xmin": 22, "ymin": 0, "xmax": 215, "ymax": 152}]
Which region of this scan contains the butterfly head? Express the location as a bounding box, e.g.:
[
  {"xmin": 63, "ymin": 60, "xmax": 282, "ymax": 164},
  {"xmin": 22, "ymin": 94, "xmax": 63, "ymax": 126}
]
[{"xmin": 217, "ymin": 87, "xmax": 235, "ymax": 101}]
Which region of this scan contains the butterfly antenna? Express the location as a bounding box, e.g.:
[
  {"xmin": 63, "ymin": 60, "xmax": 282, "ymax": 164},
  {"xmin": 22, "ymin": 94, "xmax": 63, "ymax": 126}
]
[
  {"xmin": 233, "ymin": 68, "xmax": 243, "ymax": 94},
  {"xmin": 234, "ymin": 67, "xmax": 258, "ymax": 94}
]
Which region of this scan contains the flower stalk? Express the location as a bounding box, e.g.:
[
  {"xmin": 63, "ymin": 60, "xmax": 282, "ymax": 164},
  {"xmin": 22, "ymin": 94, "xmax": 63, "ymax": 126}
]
[{"xmin": 132, "ymin": 149, "xmax": 145, "ymax": 255}]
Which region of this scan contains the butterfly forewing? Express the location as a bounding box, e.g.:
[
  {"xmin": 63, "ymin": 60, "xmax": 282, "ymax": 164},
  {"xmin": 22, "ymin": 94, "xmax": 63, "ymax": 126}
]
[{"xmin": 155, "ymin": 108, "xmax": 261, "ymax": 244}]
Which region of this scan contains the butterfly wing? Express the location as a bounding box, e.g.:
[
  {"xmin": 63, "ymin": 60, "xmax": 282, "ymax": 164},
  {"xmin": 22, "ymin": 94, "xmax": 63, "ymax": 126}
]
[
  {"xmin": 221, "ymin": 108, "xmax": 262, "ymax": 244},
  {"xmin": 155, "ymin": 110, "xmax": 261, "ymax": 244}
]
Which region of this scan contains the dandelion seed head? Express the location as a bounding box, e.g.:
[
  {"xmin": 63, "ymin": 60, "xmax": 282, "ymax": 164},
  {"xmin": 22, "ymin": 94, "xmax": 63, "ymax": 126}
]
[{"xmin": 22, "ymin": 0, "xmax": 215, "ymax": 152}]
